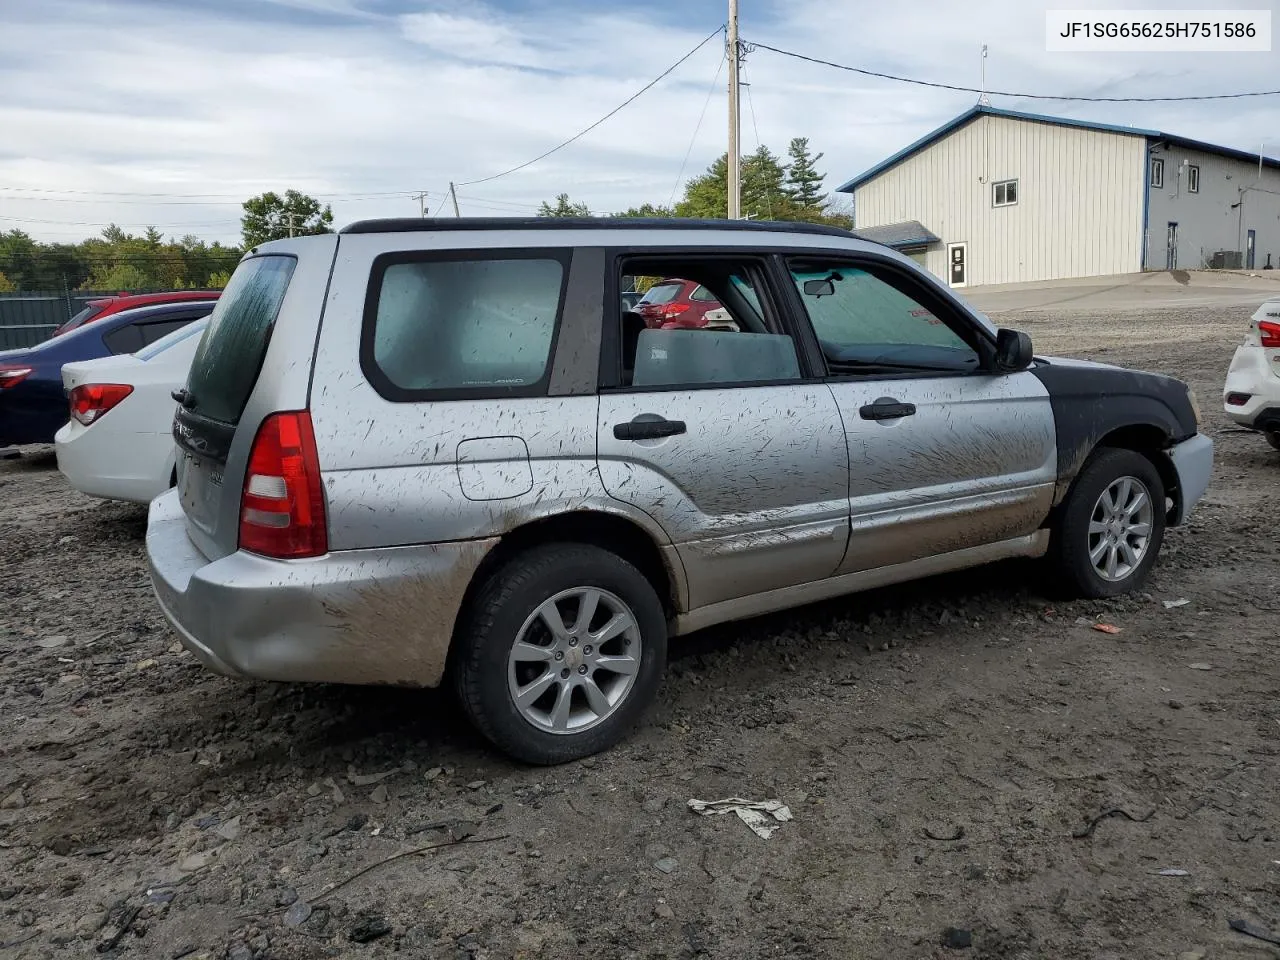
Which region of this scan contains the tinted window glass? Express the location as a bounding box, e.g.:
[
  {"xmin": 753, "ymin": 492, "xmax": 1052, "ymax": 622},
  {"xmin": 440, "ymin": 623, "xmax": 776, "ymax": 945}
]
[
  {"xmin": 689, "ymin": 285, "xmax": 717, "ymax": 302},
  {"xmin": 185, "ymin": 255, "xmax": 295, "ymax": 424},
  {"xmin": 103, "ymin": 323, "xmax": 145, "ymax": 355},
  {"xmin": 138, "ymin": 319, "xmax": 191, "ymax": 346},
  {"xmin": 136, "ymin": 318, "xmax": 209, "ymax": 361},
  {"xmin": 369, "ymin": 256, "xmax": 564, "ymax": 394},
  {"xmin": 790, "ymin": 263, "xmax": 979, "ymax": 373},
  {"xmin": 59, "ymin": 303, "xmax": 104, "ymax": 333}
]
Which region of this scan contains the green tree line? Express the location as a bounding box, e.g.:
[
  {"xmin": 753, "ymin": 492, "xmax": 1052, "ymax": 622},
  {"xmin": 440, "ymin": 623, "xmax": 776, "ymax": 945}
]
[
  {"xmin": 0, "ymin": 190, "xmax": 334, "ymax": 293},
  {"xmin": 538, "ymin": 137, "xmax": 851, "ymax": 227}
]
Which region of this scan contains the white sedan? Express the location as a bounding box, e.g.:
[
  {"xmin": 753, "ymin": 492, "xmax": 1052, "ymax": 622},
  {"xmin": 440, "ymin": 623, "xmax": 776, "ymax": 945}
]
[{"xmin": 55, "ymin": 318, "xmax": 209, "ymax": 503}]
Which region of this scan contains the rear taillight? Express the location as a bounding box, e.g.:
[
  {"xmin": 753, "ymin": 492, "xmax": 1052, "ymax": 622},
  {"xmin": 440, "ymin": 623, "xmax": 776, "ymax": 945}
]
[
  {"xmin": 661, "ymin": 303, "xmax": 690, "ymax": 320},
  {"xmin": 238, "ymin": 410, "xmax": 327, "ymax": 559},
  {"xmin": 1258, "ymin": 320, "xmax": 1280, "ymax": 348},
  {"xmin": 1226, "ymin": 392, "xmax": 1251, "ymax": 406},
  {"xmin": 0, "ymin": 365, "xmax": 33, "ymax": 389},
  {"xmin": 69, "ymin": 383, "xmax": 133, "ymax": 425}
]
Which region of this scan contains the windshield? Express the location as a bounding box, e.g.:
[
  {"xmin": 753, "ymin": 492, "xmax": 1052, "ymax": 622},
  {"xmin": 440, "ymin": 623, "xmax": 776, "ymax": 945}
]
[
  {"xmin": 136, "ymin": 317, "xmax": 210, "ymax": 360},
  {"xmin": 56, "ymin": 302, "xmax": 107, "ymax": 334}
]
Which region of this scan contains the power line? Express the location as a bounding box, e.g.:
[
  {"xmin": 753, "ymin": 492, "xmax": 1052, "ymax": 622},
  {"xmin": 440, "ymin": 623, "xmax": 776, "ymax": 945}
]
[
  {"xmin": 744, "ymin": 40, "xmax": 1280, "ymax": 102},
  {"xmin": 668, "ymin": 50, "xmax": 726, "ymax": 209},
  {"xmin": 459, "ymin": 24, "xmax": 725, "ymax": 187}
]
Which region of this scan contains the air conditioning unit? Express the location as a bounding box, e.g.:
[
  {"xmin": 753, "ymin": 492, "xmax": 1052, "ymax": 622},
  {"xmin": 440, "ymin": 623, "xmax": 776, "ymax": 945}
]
[{"xmin": 1209, "ymin": 250, "xmax": 1243, "ymax": 270}]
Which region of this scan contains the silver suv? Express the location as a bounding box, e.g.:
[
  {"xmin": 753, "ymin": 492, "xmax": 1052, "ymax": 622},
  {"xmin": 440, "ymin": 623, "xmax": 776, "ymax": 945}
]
[{"xmin": 147, "ymin": 218, "xmax": 1213, "ymax": 764}]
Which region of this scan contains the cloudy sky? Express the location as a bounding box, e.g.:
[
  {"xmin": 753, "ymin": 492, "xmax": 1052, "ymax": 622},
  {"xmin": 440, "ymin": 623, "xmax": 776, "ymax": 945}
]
[{"xmin": 1, "ymin": 0, "xmax": 1277, "ymax": 244}]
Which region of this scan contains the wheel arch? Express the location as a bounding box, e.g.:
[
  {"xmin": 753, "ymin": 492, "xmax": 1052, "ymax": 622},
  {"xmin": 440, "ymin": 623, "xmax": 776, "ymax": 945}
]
[
  {"xmin": 1048, "ymin": 422, "xmax": 1181, "ymax": 527},
  {"xmin": 454, "ymin": 510, "xmax": 685, "ymax": 630}
]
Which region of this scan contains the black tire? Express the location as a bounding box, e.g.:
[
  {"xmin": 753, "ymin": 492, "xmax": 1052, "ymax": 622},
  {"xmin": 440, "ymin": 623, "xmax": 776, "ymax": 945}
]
[
  {"xmin": 1265, "ymin": 430, "xmax": 1280, "ymax": 452},
  {"xmin": 452, "ymin": 543, "xmax": 667, "ymax": 765},
  {"xmin": 1049, "ymin": 447, "xmax": 1166, "ymax": 599}
]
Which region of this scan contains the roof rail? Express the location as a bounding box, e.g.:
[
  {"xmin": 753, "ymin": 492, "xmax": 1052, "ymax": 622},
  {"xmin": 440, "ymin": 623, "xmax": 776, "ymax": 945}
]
[{"xmin": 339, "ymin": 216, "xmax": 857, "ymax": 238}]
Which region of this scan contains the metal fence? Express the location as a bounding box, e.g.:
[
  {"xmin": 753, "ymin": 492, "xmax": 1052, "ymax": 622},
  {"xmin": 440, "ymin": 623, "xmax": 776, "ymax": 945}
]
[{"xmin": 0, "ymin": 289, "xmax": 171, "ymax": 350}]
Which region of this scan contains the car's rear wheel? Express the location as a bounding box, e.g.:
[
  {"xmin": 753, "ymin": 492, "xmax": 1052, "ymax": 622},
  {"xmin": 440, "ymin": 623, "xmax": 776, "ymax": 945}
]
[
  {"xmin": 1049, "ymin": 447, "xmax": 1166, "ymax": 599},
  {"xmin": 1265, "ymin": 430, "xmax": 1280, "ymax": 452},
  {"xmin": 453, "ymin": 543, "xmax": 667, "ymax": 765}
]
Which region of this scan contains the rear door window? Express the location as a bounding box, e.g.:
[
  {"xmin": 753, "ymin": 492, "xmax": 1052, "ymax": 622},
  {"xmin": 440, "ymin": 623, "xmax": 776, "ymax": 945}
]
[
  {"xmin": 102, "ymin": 322, "xmax": 146, "ymax": 355},
  {"xmin": 363, "ymin": 252, "xmax": 567, "ymax": 399},
  {"xmin": 185, "ymin": 255, "xmax": 296, "ymax": 424}
]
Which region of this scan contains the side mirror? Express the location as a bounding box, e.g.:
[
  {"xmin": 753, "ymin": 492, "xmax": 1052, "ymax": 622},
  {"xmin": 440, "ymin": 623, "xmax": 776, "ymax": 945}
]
[
  {"xmin": 802, "ymin": 278, "xmax": 836, "ymax": 298},
  {"xmin": 995, "ymin": 328, "xmax": 1034, "ymax": 371}
]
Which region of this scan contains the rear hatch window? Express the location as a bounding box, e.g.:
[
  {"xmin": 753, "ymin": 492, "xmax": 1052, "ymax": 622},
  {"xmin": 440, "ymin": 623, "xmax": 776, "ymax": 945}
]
[{"xmin": 184, "ymin": 255, "xmax": 295, "ymax": 425}]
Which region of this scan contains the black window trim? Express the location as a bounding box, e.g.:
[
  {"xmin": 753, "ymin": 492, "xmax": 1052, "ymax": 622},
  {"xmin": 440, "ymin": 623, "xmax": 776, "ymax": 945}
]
[
  {"xmin": 359, "ymin": 246, "xmax": 573, "ymax": 403},
  {"xmin": 599, "ymin": 247, "xmax": 821, "ymax": 395},
  {"xmin": 773, "ymin": 248, "xmax": 1001, "ymax": 382},
  {"xmin": 992, "ymin": 178, "xmax": 1018, "ymax": 208},
  {"xmin": 1151, "ymin": 157, "xmax": 1165, "ymax": 188}
]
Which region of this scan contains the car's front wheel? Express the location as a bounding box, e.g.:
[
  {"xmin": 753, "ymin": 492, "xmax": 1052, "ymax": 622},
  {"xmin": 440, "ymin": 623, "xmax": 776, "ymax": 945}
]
[
  {"xmin": 1050, "ymin": 447, "xmax": 1167, "ymax": 599},
  {"xmin": 453, "ymin": 543, "xmax": 667, "ymax": 765}
]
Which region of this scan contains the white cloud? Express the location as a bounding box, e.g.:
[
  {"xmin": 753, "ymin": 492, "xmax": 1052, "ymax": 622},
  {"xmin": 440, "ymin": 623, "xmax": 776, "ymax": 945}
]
[{"xmin": 1, "ymin": 0, "xmax": 1277, "ymax": 243}]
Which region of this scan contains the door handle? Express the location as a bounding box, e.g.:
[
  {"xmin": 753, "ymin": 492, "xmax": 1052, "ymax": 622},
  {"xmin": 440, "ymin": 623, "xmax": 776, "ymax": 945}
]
[
  {"xmin": 859, "ymin": 398, "xmax": 916, "ymax": 421},
  {"xmin": 613, "ymin": 417, "xmax": 687, "ymax": 441}
]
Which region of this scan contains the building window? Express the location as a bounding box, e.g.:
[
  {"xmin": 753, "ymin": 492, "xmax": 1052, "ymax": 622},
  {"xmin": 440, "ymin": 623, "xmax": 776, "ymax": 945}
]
[
  {"xmin": 1151, "ymin": 157, "xmax": 1164, "ymax": 188},
  {"xmin": 992, "ymin": 179, "xmax": 1018, "ymax": 207},
  {"xmin": 1188, "ymin": 164, "xmax": 1200, "ymax": 193}
]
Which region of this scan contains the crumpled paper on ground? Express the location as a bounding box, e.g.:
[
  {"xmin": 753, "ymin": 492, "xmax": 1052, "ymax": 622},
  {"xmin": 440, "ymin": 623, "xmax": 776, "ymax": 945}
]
[{"xmin": 687, "ymin": 797, "xmax": 794, "ymax": 839}]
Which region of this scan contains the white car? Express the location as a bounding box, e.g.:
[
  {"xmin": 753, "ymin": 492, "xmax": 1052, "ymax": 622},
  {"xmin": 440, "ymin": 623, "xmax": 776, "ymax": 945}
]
[
  {"xmin": 1223, "ymin": 297, "xmax": 1280, "ymax": 451},
  {"xmin": 55, "ymin": 318, "xmax": 209, "ymax": 503}
]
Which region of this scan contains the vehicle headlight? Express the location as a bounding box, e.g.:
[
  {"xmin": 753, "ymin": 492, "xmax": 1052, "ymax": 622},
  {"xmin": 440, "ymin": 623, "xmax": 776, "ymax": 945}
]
[{"xmin": 1187, "ymin": 386, "xmax": 1202, "ymax": 428}]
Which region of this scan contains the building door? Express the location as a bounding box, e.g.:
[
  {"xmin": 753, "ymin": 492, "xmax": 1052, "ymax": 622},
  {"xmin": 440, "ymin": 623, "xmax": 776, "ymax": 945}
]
[
  {"xmin": 1246, "ymin": 230, "xmax": 1256, "ymax": 270},
  {"xmin": 1166, "ymin": 222, "xmax": 1178, "ymax": 270},
  {"xmin": 947, "ymin": 243, "xmax": 967, "ymax": 287}
]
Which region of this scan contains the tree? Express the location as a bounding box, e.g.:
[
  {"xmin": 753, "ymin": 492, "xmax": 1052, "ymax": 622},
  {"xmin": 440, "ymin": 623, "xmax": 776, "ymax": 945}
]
[
  {"xmin": 785, "ymin": 137, "xmax": 826, "ymax": 208},
  {"xmin": 241, "ymin": 190, "xmax": 333, "ymax": 248},
  {"xmin": 612, "ymin": 203, "xmax": 676, "ymax": 218},
  {"xmin": 537, "ymin": 193, "xmax": 591, "ymax": 217},
  {"xmin": 0, "ymin": 271, "xmax": 14, "ymax": 293},
  {"xmin": 675, "ymin": 148, "xmax": 793, "ymax": 221}
]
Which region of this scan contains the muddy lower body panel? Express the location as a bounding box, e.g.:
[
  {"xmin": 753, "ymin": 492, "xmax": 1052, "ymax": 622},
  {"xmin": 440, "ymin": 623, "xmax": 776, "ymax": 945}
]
[{"xmin": 145, "ymin": 489, "xmax": 498, "ymax": 687}]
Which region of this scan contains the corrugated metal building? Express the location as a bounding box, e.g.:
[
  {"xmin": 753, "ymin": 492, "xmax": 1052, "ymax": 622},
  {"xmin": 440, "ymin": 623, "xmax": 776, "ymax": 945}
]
[{"xmin": 839, "ymin": 105, "xmax": 1280, "ymax": 287}]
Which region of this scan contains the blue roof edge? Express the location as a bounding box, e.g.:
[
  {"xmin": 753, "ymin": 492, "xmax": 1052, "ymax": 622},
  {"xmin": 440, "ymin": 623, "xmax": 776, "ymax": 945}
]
[{"xmin": 836, "ymin": 104, "xmax": 1278, "ymax": 194}]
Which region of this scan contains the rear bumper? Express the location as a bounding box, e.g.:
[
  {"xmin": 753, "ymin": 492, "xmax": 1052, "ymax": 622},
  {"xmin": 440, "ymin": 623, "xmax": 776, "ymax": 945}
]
[
  {"xmin": 1222, "ymin": 344, "xmax": 1280, "ymax": 428},
  {"xmin": 1167, "ymin": 432, "xmax": 1213, "ymax": 526},
  {"xmin": 145, "ymin": 489, "xmax": 499, "ymax": 687},
  {"xmin": 54, "ymin": 421, "xmax": 173, "ymax": 504}
]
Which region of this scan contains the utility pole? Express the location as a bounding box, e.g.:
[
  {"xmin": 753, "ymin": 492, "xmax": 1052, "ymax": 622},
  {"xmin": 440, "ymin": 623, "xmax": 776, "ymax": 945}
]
[
  {"xmin": 449, "ymin": 182, "xmax": 461, "ymax": 217},
  {"xmin": 726, "ymin": 0, "xmax": 741, "ymax": 220},
  {"xmin": 287, "ymin": 211, "xmax": 296, "ymax": 238},
  {"xmin": 413, "ymin": 191, "xmax": 429, "ymax": 217}
]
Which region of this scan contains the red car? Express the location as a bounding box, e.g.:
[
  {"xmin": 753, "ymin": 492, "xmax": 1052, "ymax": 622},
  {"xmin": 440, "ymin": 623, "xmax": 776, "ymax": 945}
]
[
  {"xmin": 53, "ymin": 290, "xmax": 223, "ymax": 337},
  {"xmin": 632, "ymin": 278, "xmax": 735, "ymax": 330}
]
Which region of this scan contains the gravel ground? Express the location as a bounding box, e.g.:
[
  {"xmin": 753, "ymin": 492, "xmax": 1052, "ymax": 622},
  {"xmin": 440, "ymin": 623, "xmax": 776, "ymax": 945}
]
[{"xmin": 1, "ymin": 302, "xmax": 1278, "ymax": 960}]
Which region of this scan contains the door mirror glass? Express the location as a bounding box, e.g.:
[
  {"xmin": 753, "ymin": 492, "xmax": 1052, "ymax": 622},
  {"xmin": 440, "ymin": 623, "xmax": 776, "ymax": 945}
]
[
  {"xmin": 802, "ymin": 278, "xmax": 836, "ymax": 298},
  {"xmin": 995, "ymin": 328, "xmax": 1034, "ymax": 371}
]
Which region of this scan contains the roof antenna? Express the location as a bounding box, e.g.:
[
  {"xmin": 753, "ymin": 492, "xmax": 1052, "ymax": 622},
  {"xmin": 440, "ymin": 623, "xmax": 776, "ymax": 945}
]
[{"xmin": 978, "ymin": 44, "xmax": 991, "ymax": 106}]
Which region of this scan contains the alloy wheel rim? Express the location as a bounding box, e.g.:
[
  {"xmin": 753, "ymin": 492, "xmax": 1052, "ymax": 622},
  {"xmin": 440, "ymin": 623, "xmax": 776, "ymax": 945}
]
[
  {"xmin": 1088, "ymin": 476, "xmax": 1154, "ymax": 582},
  {"xmin": 507, "ymin": 587, "xmax": 642, "ymax": 734}
]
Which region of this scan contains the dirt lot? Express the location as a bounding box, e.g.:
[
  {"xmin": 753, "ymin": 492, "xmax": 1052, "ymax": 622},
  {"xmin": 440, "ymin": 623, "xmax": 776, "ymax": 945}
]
[{"xmin": 2, "ymin": 300, "xmax": 1279, "ymax": 960}]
